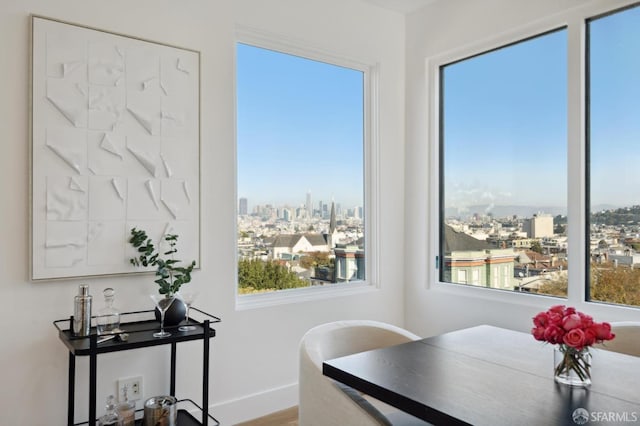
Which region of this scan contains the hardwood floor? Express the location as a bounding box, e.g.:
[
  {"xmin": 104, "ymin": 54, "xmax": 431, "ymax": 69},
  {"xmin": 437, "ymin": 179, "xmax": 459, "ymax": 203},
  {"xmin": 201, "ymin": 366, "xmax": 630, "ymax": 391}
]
[{"xmin": 235, "ymin": 406, "xmax": 299, "ymax": 426}]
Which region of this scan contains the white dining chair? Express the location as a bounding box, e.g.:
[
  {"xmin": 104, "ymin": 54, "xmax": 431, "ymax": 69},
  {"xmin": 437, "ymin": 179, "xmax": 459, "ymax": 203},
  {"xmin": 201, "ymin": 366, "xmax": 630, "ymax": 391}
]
[
  {"xmin": 596, "ymin": 321, "xmax": 640, "ymax": 357},
  {"xmin": 298, "ymin": 320, "xmax": 429, "ymax": 426}
]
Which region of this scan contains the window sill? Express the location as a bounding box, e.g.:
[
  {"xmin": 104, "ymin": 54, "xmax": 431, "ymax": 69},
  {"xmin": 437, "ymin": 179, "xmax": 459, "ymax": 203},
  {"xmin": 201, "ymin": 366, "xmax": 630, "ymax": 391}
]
[
  {"xmin": 235, "ymin": 281, "xmax": 376, "ymax": 310},
  {"xmin": 430, "ymin": 280, "xmax": 640, "ymax": 317},
  {"xmin": 431, "ymin": 279, "xmax": 569, "ymax": 309}
]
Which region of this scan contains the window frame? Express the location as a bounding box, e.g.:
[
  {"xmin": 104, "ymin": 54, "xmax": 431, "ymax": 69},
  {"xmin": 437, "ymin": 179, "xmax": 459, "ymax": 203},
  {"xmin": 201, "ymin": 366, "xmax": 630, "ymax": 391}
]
[
  {"xmin": 234, "ymin": 26, "xmax": 380, "ymax": 310},
  {"xmin": 585, "ymin": 2, "xmax": 640, "ymax": 307},
  {"xmin": 426, "ymin": 0, "xmax": 640, "ymax": 315},
  {"xmin": 437, "ymin": 27, "xmax": 568, "ymax": 293}
]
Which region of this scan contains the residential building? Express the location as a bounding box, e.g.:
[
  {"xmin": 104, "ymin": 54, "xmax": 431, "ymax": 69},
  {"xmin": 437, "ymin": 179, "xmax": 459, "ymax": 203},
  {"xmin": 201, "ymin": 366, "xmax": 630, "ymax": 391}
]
[
  {"xmin": 269, "ymin": 233, "xmax": 330, "ymax": 260},
  {"xmin": 443, "ymin": 226, "xmax": 516, "ymax": 290},
  {"xmin": 334, "ymin": 245, "xmax": 365, "ymax": 282}
]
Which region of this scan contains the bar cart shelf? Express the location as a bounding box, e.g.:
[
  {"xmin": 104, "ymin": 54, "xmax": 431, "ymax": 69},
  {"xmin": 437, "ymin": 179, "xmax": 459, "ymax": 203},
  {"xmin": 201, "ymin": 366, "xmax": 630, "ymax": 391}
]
[{"xmin": 54, "ymin": 307, "xmax": 221, "ymax": 426}]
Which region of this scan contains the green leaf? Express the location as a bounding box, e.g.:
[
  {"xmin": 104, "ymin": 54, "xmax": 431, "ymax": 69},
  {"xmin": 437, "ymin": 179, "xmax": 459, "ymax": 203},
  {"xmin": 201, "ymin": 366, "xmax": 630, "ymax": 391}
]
[{"xmin": 128, "ymin": 227, "xmax": 197, "ymax": 294}]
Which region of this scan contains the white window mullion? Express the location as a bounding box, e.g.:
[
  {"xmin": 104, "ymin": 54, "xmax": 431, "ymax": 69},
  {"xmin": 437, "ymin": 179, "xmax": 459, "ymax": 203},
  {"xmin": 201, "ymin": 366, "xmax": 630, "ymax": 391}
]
[{"xmin": 566, "ymin": 15, "xmax": 587, "ymax": 307}]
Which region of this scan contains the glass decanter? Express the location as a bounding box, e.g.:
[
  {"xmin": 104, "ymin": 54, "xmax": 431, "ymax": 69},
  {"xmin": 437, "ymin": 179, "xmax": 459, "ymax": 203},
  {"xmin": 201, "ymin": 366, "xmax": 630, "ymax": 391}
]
[
  {"xmin": 117, "ymin": 385, "xmax": 136, "ymax": 426},
  {"xmin": 97, "ymin": 395, "xmax": 123, "ymax": 426},
  {"xmin": 97, "ymin": 288, "xmax": 121, "ymax": 335}
]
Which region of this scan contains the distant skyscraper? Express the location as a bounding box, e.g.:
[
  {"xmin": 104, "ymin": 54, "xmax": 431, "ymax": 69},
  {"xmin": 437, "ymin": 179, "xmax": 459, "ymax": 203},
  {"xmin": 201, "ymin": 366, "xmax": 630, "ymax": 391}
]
[
  {"xmin": 306, "ymin": 191, "xmax": 312, "ymax": 217},
  {"xmin": 353, "ymin": 206, "xmax": 363, "ymax": 219},
  {"xmin": 239, "ymin": 197, "xmax": 248, "ymax": 215}
]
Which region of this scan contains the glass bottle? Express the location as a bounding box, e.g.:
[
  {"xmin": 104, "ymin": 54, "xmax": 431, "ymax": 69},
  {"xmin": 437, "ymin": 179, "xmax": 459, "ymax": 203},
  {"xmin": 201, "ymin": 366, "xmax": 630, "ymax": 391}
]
[
  {"xmin": 96, "ymin": 288, "xmax": 120, "ymax": 335},
  {"xmin": 117, "ymin": 385, "xmax": 136, "ymax": 426},
  {"xmin": 97, "ymin": 395, "xmax": 123, "ymax": 426}
]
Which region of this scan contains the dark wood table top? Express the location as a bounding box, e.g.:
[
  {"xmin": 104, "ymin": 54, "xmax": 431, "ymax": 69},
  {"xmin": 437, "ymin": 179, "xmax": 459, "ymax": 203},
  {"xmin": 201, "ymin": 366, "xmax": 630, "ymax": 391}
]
[{"xmin": 323, "ymin": 325, "xmax": 640, "ymax": 425}]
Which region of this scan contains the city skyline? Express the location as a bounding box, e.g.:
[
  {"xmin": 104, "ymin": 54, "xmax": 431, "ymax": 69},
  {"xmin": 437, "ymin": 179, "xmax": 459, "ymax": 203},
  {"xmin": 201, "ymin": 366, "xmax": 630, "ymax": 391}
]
[{"xmin": 237, "ymin": 191, "xmax": 363, "ymax": 215}]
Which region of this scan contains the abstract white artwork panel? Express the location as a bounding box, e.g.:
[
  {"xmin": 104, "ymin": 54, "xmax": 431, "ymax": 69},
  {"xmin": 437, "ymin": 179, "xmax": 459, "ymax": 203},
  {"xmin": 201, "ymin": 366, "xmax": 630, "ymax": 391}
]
[
  {"xmin": 87, "ymin": 221, "xmax": 126, "ymax": 266},
  {"xmin": 31, "ymin": 16, "xmax": 200, "ymax": 280}
]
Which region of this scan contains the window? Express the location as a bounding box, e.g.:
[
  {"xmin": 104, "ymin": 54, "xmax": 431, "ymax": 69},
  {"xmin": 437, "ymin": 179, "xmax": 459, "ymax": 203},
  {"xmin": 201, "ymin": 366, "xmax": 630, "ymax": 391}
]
[
  {"xmin": 587, "ymin": 5, "xmax": 640, "ymax": 307},
  {"xmin": 236, "ymin": 42, "xmax": 367, "ymax": 296},
  {"xmin": 471, "ymin": 269, "xmax": 480, "ymax": 284},
  {"xmin": 439, "ymin": 30, "xmax": 568, "ymax": 297}
]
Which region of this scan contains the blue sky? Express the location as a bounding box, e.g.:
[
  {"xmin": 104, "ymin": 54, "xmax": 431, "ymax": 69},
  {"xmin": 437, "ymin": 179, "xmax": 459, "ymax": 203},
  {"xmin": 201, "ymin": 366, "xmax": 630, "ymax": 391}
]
[
  {"xmin": 443, "ymin": 5, "xmax": 639, "ymax": 215},
  {"xmin": 236, "ymin": 6, "xmax": 639, "ymax": 216},
  {"xmin": 589, "ymin": 6, "xmax": 640, "ymax": 207},
  {"xmin": 236, "ymin": 43, "xmax": 364, "ymax": 211},
  {"xmin": 442, "ymin": 29, "xmax": 568, "ymax": 212}
]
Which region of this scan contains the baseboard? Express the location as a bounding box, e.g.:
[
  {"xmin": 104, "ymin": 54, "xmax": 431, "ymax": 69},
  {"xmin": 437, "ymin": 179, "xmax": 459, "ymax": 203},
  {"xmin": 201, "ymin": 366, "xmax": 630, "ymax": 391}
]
[{"xmin": 208, "ymin": 382, "xmax": 298, "ymax": 425}]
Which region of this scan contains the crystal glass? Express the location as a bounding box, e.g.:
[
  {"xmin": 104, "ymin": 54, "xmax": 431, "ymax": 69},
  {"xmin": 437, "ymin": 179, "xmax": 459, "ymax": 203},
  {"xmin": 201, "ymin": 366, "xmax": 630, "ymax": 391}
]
[
  {"xmin": 97, "ymin": 287, "xmax": 120, "ymax": 335},
  {"xmin": 150, "ymin": 294, "xmax": 176, "ymax": 338},
  {"xmin": 97, "ymin": 394, "xmax": 123, "ymax": 425},
  {"xmin": 178, "ymin": 290, "xmax": 198, "ymax": 332},
  {"xmin": 117, "ymin": 385, "xmax": 135, "ymax": 426}
]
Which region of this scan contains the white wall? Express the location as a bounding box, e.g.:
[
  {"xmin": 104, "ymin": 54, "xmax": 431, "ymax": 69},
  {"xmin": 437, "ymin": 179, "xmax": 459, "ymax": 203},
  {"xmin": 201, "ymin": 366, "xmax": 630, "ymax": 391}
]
[
  {"xmin": 404, "ymin": 0, "xmax": 640, "ymax": 338},
  {"xmin": 0, "ymin": 0, "xmax": 406, "ymax": 424}
]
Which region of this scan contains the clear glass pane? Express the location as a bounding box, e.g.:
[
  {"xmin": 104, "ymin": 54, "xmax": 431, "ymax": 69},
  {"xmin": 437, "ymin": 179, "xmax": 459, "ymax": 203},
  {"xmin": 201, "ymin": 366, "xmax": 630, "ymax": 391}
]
[
  {"xmin": 440, "ymin": 30, "xmax": 568, "ymax": 296},
  {"xmin": 236, "ymin": 43, "xmax": 365, "ymax": 295},
  {"xmin": 588, "ymin": 6, "xmax": 640, "ymax": 307}
]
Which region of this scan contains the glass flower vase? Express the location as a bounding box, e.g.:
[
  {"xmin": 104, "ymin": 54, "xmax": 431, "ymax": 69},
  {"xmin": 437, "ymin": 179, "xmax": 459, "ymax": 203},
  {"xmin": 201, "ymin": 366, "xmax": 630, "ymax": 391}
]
[{"xmin": 554, "ymin": 345, "xmax": 591, "ymax": 387}]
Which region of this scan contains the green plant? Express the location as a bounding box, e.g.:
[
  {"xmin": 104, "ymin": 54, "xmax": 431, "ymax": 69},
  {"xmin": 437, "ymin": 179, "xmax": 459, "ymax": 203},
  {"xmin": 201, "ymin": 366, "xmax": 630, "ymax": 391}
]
[{"xmin": 129, "ymin": 228, "xmax": 196, "ymax": 295}]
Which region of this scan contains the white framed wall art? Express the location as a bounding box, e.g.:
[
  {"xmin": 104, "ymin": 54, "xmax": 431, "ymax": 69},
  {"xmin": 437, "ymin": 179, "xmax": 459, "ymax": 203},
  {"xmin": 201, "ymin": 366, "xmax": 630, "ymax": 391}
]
[{"xmin": 30, "ymin": 16, "xmax": 200, "ymax": 280}]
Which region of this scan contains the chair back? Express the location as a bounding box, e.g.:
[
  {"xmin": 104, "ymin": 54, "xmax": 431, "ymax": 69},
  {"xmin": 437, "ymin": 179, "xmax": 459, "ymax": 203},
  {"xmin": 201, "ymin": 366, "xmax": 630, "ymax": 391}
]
[
  {"xmin": 597, "ymin": 321, "xmax": 640, "ymax": 357},
  {"xmin": 303, "ymin": 320, "xmax": 421, "ymax": 369},
  {"xmin": 299, "ymin": 320, "xmax": 420, "ymax": 426}
]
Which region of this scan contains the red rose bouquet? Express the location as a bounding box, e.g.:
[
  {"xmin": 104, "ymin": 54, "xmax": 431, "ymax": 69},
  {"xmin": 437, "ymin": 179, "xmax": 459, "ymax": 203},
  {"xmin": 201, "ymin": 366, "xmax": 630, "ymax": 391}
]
[{"xmin": 532, "ymin": 305, "xmax": 615, "ymax": 386}]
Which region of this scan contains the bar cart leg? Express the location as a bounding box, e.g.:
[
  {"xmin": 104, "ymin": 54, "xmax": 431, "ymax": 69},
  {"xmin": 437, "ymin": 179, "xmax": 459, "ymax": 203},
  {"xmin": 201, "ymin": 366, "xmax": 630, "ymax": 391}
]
[
  {"xmin": 170, "ymin": 342, "xmax": 177, "ymax": 396},
  {"xmin": 203, "ymin": 320, "xmax": 210, "ymax": 426},
  {"xmin": 68, "ymin": 352, "xmax": 75, "ymax": 426},
  {"xmin": 89, "ymin": 335, "xmax": 98, "ymax": 425}
]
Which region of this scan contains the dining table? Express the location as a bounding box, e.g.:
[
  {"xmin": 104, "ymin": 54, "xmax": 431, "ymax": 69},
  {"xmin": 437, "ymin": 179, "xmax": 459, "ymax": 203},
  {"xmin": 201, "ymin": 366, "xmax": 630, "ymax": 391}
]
[{"xmin": 322, "ymin": 325, "xmax": 640, "ymax": 425}]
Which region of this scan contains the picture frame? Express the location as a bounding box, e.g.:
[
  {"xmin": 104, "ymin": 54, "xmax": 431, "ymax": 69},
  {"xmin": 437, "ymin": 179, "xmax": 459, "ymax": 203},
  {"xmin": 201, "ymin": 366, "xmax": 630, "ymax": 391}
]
[{"xmin": 30, "ymin": 15, "xmax": 201, "ymax": 280}]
